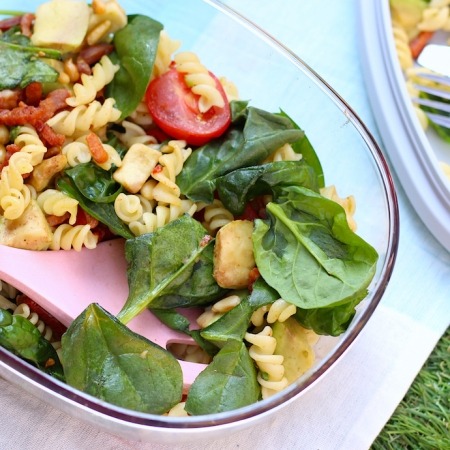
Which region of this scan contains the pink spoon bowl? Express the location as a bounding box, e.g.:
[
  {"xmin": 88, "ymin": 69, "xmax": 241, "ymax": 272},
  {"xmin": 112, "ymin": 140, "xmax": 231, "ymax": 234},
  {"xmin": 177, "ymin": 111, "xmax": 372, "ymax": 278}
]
[{"xmin": 0, "ymin": 239, "xmax": 206, "ymax": 390}]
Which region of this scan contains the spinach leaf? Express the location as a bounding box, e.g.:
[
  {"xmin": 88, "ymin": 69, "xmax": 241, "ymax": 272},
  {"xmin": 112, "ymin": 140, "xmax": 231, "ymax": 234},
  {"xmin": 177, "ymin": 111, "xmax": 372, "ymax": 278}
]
[
  {"xmin": 57, "ymin": 175, "xmax": 133, "ymax": 239},
  {"xmin": 216, "ymin": 160, "xmax": 320, "ymax": 215},
  {"xmin": 177, "ymin": 104, "xmax": 304, "ymax": 203},
  {"xmin": 0, "ymin": 41, "xmax": 59, "ymax": 89},
  {"xmin": 0, "ymin": 309, "xmax": 64, "ymax": 381},
  {"xmin": 200, "ymin": 278, "xmax": 279, "ymax": 346},
  {"xmin": 185, "ymin": 339, "xmax": 260, "ymax": 415},
  {"xmin": 106, "ymin": 14, "xmax": 162, "ymax": 119},
  {"xmin": 279, "ymin": 110, "xmax": 325, "ymax": 188},
  {"xmin": 118, "ymin": 215, "xmax": 220, "ymax": 323},
  {"xmin": 253, "ymin": 186, "xmax": 378, "ymax": 313},
  {"xmin": 295, "ymin": 289, "xmax": 367, "ymax": 336},
  {"xmin": 64, "ymin": 163, "xmax": 123, "ymax": 203},
  {"xmin": 61, "ymin": 303, "xmax": 182, "ymax": 414},
  {"xmin": 151, "ymin": 309, "xmax": 219, "ymax": 357}
]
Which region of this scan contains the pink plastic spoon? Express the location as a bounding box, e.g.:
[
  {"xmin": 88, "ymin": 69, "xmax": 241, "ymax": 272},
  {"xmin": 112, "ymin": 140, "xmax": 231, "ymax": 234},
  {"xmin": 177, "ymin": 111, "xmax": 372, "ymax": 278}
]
[{"xmin": 0, "ymin": 239, "xmax": 207, "ymax": 390}]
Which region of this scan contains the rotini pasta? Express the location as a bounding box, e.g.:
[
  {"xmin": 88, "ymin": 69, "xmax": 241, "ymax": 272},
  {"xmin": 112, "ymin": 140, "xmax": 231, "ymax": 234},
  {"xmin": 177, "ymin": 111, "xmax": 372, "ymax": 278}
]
[
  {"xmin": 128, "ymin": 200, "xmax": 197, "ymax": 236},
  {"xmin": 46, "ymin": 98, "xmax": 121, "ymax": 137},
  {"xmin": 320, "ymin": 184, "xmax": 357, "ymax": 232},
  {"xmin": 250, "ymin": 299, "xmax": 297, "ymax": 327},
  {"xmin": 245, "ymin": 326, "xmax": 289, "ymax": 399},
  {"xmin": 50, "ymin": 224, "xmax": 98, "ymax": 251},
  {"xmin": 115, "ymin": 120, "xmax": 157, "ymax": 147},
  {"xmin": 196, "ymin": 294, "xmax": 242, "ymax": 328},
  {"xmin": 174, "ymin": 51, "xmax": 225, "ymax": 112},
  {"xmin": 152, "ymin": 29, "xmax": 181, "ymax": 79},
  {"xmin": 66, "ymin": 55, "xmax": 120, "ymax": 107},
  {"xmin": 197, "ymin": 199, "xmax": 234, "ymax": 235},
  {"xmin": 37, "ymin": 189, "xmax": 79, "ymax": 225},
  {"xmin": 87, "ymin": 0, "xmax": 128, "ymax": 45}
]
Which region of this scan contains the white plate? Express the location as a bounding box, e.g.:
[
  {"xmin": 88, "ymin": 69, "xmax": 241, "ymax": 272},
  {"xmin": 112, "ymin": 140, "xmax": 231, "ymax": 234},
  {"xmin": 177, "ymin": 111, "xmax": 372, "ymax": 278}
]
[{"xmin": 358, "ymin": 0, "xmax": 450, "ymax": 252}]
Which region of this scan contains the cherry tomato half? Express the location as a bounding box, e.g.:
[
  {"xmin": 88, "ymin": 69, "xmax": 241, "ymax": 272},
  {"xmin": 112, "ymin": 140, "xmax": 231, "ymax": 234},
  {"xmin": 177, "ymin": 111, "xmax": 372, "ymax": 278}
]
[{"xmin": 145, "ymin": 67, "xmax": 231, "ymax": 146}]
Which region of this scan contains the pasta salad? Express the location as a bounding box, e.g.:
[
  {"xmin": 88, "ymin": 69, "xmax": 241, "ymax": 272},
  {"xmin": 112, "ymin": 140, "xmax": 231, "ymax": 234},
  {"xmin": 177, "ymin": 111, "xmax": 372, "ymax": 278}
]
[
  {"xmin": 390, "ymin": 0, "xmax": 450, "ymax": 179},
  {"xmin": 0, "ymin": 0, "xmax": 379, "ymax": 416}
]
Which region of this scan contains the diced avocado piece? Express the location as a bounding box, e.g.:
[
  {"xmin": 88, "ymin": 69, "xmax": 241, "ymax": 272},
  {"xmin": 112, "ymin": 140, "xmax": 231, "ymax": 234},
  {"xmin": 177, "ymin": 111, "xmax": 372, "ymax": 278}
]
[
  {"xmin": 272, "ymin": 317, "xmax": 315, "ymax": 383},
  {"xmin": 31, "ymin": 0, "xmax": 90, "ymax": 53},
  {"xmin": 390, "ymin": 0, "xmax": 428, "ymax": 36},
  {"xmin": 0, "ymin": 200, "xmax": 52, "ymax": 250}
]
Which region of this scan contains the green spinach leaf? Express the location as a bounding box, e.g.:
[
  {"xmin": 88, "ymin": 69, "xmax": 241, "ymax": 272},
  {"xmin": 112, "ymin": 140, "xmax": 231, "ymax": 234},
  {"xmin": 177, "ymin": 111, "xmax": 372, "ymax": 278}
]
[
  {"xmin": 253, "ymin": 186, "xmax": 378, "ymax": 313},
  {"xmin": 118, "ymin": 215, "xmax": 221, "ymax": 323},
  {"xmin": 106, "ymin": 14, "xmax": 162, "ymax": 119},
  {"xmin": 57, "ymin": 175, "xmax": 133, "ymax": 239},
  {"xmin": 0, "ymin": 309, "xmax": 64, "ymax": 381},
  {"xmin": 61, "ymin": 303, "xmax": 182, "ymax": 414},
  {"xmin": 279, "ymin": 110, "xmax": 325, "ymax": 188},
  {"xmin": 185, "ymin": 339, "xmax": 260, "ymax": 415},
  {"xmin": 0, "ymin": 41, "xmax": 59, "ymax": 89},
  {"xmin": 200, "ymin": 279, "xmax": 279, "ymax": 346},
  {"xmin": 216, "ymin": 160, "xmax": 319, "ymax": 215},
  {"xmin": 64, "ymin": 163, "xmax": 123, "ymax": 203},
  {"xmin": 177, "ymin": 104, "xmax": 304, "ymax": 203}
]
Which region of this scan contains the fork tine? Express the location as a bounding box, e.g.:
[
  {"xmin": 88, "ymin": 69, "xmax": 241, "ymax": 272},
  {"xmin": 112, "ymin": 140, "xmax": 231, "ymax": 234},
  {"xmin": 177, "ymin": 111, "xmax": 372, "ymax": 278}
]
[
  {"xmin": 412, "ymin": 96, "xmax": 450, "ymax": 113},
  {"xmin": 413, "ymin": 83, "xmax": 450, "ymax": 101},
  {"xmin": 425, "ymin": 112, "xmax": 450, "ymax": 129},
  {"xmin": 415, "ymin": 72, "xmax": 450, "ymax": 87}
]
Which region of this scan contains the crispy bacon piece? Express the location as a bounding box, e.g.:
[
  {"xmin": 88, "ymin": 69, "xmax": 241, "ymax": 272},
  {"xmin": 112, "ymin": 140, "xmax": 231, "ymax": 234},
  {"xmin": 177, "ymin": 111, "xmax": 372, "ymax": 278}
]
[
  {"xmin": 46, "ymin": 212, "xmax": 71, "ymax": 227},
  {"xmin": 0, "ymin": 16, "xmax": 21, "ymax": 31},
  {"xmin": 0, "ymin": 88, "xmax": 70, "ymax": 127},
  {"xmin": 0, "ymin": 90, "xmax": 21, "ymax": 110},
  {"xmin": 76, "ymin": 58, "xmax": 92, "ymax": 76},
  {"xmin": 78, "ymin": 43, "xmax": 114, "ymax": 66},
  {"xmin": 86, "ymin": 131, "xmax": 108, "ymax": 164},
  {"xmin": 20, "ymin": 13, "xmax": 35, "ymax": 38},
  {"xmin": 24, "ymin": 82, "xmax": 43, "ymax": 107},
  {"xmin": 35, "ymin": 120, "xmax": 65, "ymax": 147},
  {"xmin": 75, "ymin": 207, "xmax": 99, "ymax": 229}
]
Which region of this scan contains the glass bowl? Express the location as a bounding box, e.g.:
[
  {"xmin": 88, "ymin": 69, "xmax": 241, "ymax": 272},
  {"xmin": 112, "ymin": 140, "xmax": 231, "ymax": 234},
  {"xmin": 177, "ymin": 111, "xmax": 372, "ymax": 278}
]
[{"xmin": 0, "ymin": 0, "xmax": 399, "ymax": 443}]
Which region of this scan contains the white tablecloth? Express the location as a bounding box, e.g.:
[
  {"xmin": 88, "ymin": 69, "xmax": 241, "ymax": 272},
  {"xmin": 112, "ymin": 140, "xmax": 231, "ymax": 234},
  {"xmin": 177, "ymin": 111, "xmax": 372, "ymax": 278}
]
[{"xmin": 1, "ymin": 1, "xmax": 449, "ymax": 449}]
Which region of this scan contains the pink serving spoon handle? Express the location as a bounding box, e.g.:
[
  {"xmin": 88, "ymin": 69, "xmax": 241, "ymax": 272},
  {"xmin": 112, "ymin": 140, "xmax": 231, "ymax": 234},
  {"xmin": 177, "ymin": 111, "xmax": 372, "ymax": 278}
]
[{"xmin": 0, "ymin": 240, "xmax": 206, "ymax": 390}]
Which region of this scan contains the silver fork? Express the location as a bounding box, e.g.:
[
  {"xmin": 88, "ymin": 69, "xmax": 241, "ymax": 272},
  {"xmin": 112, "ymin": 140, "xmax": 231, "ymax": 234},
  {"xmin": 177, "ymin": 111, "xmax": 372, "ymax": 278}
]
[{"xmin": 412, "ymin": 74, "xmax": 450, "ymax": 129}]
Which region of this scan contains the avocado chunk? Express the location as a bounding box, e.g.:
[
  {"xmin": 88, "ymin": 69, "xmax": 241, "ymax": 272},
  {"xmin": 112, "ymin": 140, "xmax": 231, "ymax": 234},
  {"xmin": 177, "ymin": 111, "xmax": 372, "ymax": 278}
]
[
  {"xmin": 31, "ymin": 0, "xmax": 90, "ymax": 53},
  {"xmin": 272, "ymin": 317, "xmax": 315, "ymax": 383}
]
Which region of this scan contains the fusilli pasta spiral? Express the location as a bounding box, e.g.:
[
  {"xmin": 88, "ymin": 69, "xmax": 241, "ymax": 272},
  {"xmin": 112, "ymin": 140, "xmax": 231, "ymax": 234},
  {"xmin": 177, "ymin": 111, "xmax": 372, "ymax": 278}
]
[
  {"xmin": 37, "ymin": 189, "xmax": 79, "ymax": 225},
  {"xmin": 50, "ymin": 224, "xmax": 98, "ymax": 251},
  {"xmin": 245, "ymin": 326, "xmax": 289, "ymax": 399},
  {"xmin": 66, "ymin": 55, "xmax": 119, "ymax": 107}
]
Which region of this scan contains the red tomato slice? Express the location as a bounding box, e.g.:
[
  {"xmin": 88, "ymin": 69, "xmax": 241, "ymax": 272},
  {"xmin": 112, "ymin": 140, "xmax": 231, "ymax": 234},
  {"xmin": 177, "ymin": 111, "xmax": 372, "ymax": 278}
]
[{"xmin": 145, "ymin": 67, "xmax": 231, "ymax": 146}]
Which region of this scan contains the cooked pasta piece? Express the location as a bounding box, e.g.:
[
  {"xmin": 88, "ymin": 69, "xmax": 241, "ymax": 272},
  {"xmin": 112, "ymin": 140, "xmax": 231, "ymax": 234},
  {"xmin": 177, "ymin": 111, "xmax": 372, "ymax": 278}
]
[
  {"xmin": 50, "ymin": 224, "xmax": 98, "ymax": 251},
  {"xmin": 46, "ymin": 98, "xmax": 121, "ymax": 137},
  {"xmin": 197, "ymin": 199, "xmax": 234, "ymax": 235},
  {"xmin": 66, "ymin": 55, "xmax": 119, "ymax": 107},
  {"xmin": 37, "ymin": 189, "xmax": 79, "ymax": 225},
  {"xmin": 250, "ymin": 299, "xmax": 297, "ymax": 327},
  {"xmin": 245, "ymin": 326, "xmax": 288, "ymax": 399},
  {"xmin": 87, "ymin": 0, "xmax": 127, "ymax": 45},
  {"xmin": 115, "ymin": 120, "xmax": 157, "ymax": 147},
  {"xmin": 174, "ymin": 51, "xmax": 225, "ymax": 112},
  {"xmin": 152, "ymin": 29, "xmax": 181, "ymax": 79},
  {"xmin": 320, "ymin": 184, "xmax": 357, "ymax": 232},
  {"xmin": 196, "ymin": 294, "xmax": 242, "ymax": 328}
]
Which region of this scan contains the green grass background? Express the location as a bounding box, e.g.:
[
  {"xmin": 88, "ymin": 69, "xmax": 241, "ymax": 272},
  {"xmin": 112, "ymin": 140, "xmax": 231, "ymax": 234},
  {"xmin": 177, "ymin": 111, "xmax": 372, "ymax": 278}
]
[{"xmin": 371, "ymin": 328, "xmax": 449, "ymax": 450}]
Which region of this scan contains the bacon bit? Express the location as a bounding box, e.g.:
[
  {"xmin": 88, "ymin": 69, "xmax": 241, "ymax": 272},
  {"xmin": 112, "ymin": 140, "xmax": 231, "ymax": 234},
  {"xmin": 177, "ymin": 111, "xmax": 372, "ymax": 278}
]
[
  {"xmin": 200, "ymin": 234, "xmax": 212, "ymax": 247},
  {"xmin": 76, "ymin": 57, "xmax": 92, "ymax": 76},
  {"xmin": 46, "ymin": 212, "xmax": 71, "ymax": 227},
  {"xmin": 0, "ymin": 16, "xmax": 22, "ymax": 31},
  {"xmin": 44, "ymin": 146, "xmax": 62, "ymax": 159},
  {"xmin": 152, "ymin": 164, "xmax": 163, "ymax": 175},
  {"xmin": 24, "ymin": 82, "xmax": 43, "ymax": 106},
  {"xmin": 410, "ymin": 31, "xmax": 434, "ymax": 60},
  {"xmin": 247, "ymin": 267, "xmax": 260, "ymax": 291},
  {"xmin": 0, "ymin": 88, "xmax": 70, "ymax": 127},
  {"xmin": 78, "ymin": 43, "xmax": 114, "ymax": 65},
  {"xmin": 35, "ymin": 120, "xmax": 65, "ymax": 147},
  {"xmin": 92, "ymin": 223, "xmax": 115, "ymax": 242},
  {"xmin": 85, "ymin": 131, "xmax": 108, "ymax": 164},
  {"xmin": 5, "ymin": 143, "xmax": 21, "ymax": 154},
  {"xmin": 0, "ymin": 89, "xmax": 21, "ymax": 110},
  {"xmin": 75, "ymin": 207, "xmax": 99, "ymax": 229},
  {"xmin": 20, "ymin": 13, "xmax": 35, "ymax": 38}
]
